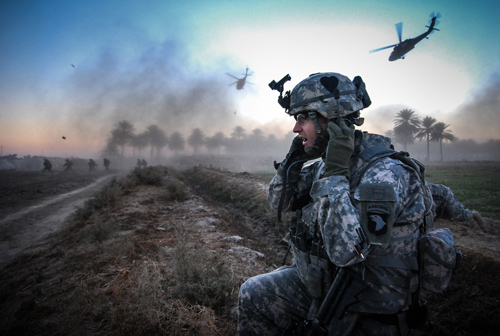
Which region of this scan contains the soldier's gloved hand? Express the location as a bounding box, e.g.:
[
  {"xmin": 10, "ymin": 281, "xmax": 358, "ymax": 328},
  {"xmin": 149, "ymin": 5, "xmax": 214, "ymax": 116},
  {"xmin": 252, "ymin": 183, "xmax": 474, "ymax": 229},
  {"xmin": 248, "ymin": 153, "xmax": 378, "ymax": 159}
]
[
  {"xmin": 323, "ymin": 119, "xmax": 355, "ymax": 179},
  {"xmin": 285, "ymin": 135, "xmax": 314, "ymax": 163},
  {"xmin": 277, "ymin": 136, "xmax": 315, "ymax": 187}
]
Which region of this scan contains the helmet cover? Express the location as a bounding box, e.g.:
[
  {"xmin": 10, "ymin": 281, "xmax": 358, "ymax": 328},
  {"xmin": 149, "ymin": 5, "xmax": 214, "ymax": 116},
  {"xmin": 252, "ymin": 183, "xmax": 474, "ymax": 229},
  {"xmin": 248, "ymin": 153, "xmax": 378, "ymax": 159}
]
[{"xmin": 288, "ymin": 72, "xmax": 367, "ymax": 119}]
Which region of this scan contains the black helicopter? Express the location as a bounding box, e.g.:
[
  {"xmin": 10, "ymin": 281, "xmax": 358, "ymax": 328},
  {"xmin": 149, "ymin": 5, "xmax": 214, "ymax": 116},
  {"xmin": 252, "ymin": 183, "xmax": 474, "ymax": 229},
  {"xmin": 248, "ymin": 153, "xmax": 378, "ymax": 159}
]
[
  {"xmin": 370, "ymin": 12, "xmax": 441, "ymax": 61},
  {"xmin": 226, "ymin": 67, "xmax": 251, "ymax": 90}
]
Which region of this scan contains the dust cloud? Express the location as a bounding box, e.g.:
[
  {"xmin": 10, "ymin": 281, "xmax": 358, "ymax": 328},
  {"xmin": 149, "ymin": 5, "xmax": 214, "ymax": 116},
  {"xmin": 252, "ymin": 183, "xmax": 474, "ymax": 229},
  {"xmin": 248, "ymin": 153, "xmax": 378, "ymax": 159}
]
[
  {"xmin": 359, "ymin": 72, "xmax": 500, "ymax": 145},
  {"xmin": 61, "ymin": 39, "xmax": 270, "ymax": 150}
]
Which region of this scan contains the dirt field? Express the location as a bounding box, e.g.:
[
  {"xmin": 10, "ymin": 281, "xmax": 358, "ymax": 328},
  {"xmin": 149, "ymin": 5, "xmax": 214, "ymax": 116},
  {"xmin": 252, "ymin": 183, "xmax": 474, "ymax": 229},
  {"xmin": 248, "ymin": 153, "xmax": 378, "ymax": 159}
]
[
  {"xmin": 0, "ymin": 164, "xmax": 499, "ymax": 335},
  {"xmin": 0, "ymin": 170, "xmax": 123, "ymax": 268}
]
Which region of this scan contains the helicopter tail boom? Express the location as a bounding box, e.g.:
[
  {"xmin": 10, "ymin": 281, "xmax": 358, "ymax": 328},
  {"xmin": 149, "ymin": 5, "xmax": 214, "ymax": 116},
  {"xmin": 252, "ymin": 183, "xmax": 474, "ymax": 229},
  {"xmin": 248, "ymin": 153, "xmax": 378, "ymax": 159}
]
[
  {"xmin": 369, "ymin": 12, "xmax": 441, "ymax": 61},
  {"xmin": 425, "ymin": 25, "xmax": 440, "ymax": 31}
]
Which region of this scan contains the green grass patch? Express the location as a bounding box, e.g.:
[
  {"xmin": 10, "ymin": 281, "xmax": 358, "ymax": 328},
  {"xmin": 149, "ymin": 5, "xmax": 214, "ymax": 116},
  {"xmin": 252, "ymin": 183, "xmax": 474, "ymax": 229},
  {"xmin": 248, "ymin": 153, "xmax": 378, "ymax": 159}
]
[{"xmin": 425, "ymin": 162, "xmax": 500, "ymax": 220}]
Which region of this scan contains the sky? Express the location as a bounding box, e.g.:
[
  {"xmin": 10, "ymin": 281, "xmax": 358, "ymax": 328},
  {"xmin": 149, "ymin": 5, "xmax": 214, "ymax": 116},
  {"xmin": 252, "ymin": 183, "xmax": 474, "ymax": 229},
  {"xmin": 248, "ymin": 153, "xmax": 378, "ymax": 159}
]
[{"xmin": 1, "ymin": 0, "xmax": 499, "ymax": 158}]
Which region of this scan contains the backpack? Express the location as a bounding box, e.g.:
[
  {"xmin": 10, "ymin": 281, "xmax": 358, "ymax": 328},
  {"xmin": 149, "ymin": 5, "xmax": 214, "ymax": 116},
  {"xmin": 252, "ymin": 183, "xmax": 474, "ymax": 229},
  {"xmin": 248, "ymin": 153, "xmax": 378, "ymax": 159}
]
[{"xmin": 351, "ymin": 145, "xmax": 461, "ymax": 294}]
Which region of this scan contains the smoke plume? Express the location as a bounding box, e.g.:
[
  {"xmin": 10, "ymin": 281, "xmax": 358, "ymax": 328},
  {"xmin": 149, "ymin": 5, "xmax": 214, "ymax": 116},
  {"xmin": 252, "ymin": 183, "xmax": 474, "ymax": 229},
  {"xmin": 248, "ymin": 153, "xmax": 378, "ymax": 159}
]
[
  {"xmin": 61, "ymin": 38, "xmax": 254, "ymax": 152},
  {"xmin": 451, "ymin": 72, "xmax": 500, "ymax": 142}
]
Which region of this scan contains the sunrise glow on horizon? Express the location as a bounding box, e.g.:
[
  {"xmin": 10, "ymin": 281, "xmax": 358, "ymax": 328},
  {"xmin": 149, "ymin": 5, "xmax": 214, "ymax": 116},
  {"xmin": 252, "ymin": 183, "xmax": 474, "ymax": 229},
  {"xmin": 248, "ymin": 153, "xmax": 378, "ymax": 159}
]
[{"xmin": 1, "ymin": 0, "xmax": 499, "ymax": 158}]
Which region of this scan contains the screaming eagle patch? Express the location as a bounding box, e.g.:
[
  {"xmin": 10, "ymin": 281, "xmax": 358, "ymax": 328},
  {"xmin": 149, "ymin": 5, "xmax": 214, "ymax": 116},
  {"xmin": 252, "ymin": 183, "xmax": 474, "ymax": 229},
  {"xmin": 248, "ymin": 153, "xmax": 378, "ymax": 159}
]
[
  {"xmin": 357, "ymin": 183, "xmax": 396, "ymax": 246},
  {"xmin": 367, "ymin": 204, "xmax": 390, "ymax": 235}
]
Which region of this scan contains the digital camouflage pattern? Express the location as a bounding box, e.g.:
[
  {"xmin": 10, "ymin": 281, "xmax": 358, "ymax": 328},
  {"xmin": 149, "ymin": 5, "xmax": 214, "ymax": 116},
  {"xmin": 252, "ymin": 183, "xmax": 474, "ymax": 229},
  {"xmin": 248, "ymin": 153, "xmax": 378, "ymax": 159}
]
[
  {"xmin": 238, "ymin": 267, "xmax": 402, "ymax": 336},
  {"xmin": 418, "ymin": 228, "xmax": 459, "ymax": 293},
  {"xmin": 238, "ymin": 266, "xmax": 312, "ymax": 335},
  {"xmin": 288, "ymin": 73, "xmax": 366, "ymax": 119},
  {"xmin": 428, "ymin": 182, "xmax": 473, "ymax": 222},
  {"xmin": 238, "ymin": 132, "xmax": 432, "ymax": 335}
]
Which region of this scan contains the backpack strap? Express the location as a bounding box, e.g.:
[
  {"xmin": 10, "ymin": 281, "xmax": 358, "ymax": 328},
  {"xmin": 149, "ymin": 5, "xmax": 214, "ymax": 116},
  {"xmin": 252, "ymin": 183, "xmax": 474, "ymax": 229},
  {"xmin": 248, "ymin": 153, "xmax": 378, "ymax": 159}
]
[
  {"xmin": 389, "ymin": 152, "xmax": 433, "ymax": 233},
  {"xmin": 350, "ymin": 145, "xmax": 437, "ymax": 324},
  {"xmin": 351, "ymin": 147, "xmax": 433, "ymax": 232},
  {"xmin": 350, "ymin": 145, "xmax": 397, "ymax": 189}
]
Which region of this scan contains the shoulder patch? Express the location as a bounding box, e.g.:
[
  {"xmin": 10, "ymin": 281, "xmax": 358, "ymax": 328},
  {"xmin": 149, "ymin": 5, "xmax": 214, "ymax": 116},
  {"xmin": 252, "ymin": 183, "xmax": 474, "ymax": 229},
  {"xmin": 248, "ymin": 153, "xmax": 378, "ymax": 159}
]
[{"xmin": 358, "ymin": 183, "xmax": 396, "ymax": 246}]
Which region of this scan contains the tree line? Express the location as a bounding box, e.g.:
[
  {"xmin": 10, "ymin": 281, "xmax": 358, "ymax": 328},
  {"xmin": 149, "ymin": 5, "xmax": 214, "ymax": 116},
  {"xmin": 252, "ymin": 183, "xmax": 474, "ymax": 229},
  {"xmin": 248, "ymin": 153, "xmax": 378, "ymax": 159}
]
[
  {"xmin": 101, "ymin": 120, "xmax": 292, "ymax": 160},
  {"xmin": 102, "ymin": 113, "xmax": 499, "ymax": 163},
  {"xmin": 391, "ymin": 108, "xmax": 454, "ymax": 162}
]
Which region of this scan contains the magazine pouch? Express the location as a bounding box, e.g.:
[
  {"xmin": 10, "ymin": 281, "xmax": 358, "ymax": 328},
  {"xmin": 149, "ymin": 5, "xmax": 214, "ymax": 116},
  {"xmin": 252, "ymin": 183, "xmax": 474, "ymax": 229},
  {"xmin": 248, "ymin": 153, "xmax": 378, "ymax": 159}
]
[{"xmin": 418, "ymin": 228, "xmax": 461, "ymax": 293}]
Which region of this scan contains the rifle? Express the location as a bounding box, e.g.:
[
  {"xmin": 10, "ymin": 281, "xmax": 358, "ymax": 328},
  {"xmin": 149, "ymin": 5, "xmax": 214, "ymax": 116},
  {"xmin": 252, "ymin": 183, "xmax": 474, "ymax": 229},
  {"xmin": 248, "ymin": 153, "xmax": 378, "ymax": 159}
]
[{"xmin": 304, "ymin": 267, "xmax": 366, "ymax": 336}]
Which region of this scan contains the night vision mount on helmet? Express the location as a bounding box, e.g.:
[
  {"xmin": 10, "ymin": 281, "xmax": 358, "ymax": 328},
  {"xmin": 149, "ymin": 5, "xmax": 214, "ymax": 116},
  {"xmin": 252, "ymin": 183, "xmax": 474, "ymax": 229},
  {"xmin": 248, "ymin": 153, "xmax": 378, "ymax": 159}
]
[{"xmin": 269, "ymin": 72, "xmax": 372, "ymax": 126}]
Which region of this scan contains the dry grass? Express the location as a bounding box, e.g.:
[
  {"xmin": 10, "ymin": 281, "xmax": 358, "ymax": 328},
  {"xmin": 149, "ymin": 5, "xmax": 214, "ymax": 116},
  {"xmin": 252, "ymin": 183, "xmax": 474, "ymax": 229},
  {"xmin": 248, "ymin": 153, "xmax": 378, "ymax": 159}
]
[
  {"xmin": 172, "ymin": 235, "xmax": 237, "ymax": 313},
  {"xmin": 0, "ymin": 166, "xmax": 241, "ymax": 335},
  {"xmin": 1, "ymin": 164, "xmax": 499, "ymax": 335},
  {"xmin": 182, "ymin": 166, "xmax": 288, "ymax": 267}
]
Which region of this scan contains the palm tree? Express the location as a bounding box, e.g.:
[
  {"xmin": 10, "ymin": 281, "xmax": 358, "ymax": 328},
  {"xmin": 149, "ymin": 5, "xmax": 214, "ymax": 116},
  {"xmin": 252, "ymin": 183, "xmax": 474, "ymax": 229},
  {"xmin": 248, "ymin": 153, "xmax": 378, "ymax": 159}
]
[
  {"xmin": 393, "ymin": 109, "xmax": 421, "ymax": 151},
  {"xmin": 188, "ymin": 128, "xmax": 205, "ymax": 154},
  {"xmin": 384, "ymin": 129, "xmax": 395, "ymax": 140},
  {"xmin": 251, "ymin": 128, "xmax": 263, "ymax": 138},
  {"xmin": 431, "ymin": 122, "xmax": 454, "ymax": 162},
  {"xmin": 111, "ymin": 120, "xmax": 135, "ymax": 156},
  {"xmin": 415, "ymin": 116, "xmax": 437, "ymax": 162},
  {"xmin": 145, "ymin": 125, "xmax": 168, "ymax": 161},
  {"xmin": 101, "ymin": 139, "xmax": 119, "ymax": 158},
  {"xmin": 132, "ymin": 132, "xmax": 149, "ymax": 157},
  {"xmin": 231, "ymin": 126, "xmax": 246, "ymax": 139},
  {"xmin": 168, "ymin": 132, "xmax": 185, "ymax": 155},
  {"xmin": 206, "ymin": 132, "xmax": 226, "ymax": 154}
]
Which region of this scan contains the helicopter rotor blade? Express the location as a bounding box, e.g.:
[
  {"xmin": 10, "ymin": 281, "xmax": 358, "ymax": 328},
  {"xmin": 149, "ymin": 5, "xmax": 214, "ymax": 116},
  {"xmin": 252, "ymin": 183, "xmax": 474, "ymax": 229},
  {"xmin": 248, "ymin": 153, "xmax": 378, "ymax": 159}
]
[
  {"xmin": 226, "ymin": 73, "xmax": 239, "ymax": 80},
  {"xmin": 430, "ymin": 11, "xmax": 442, "ymax": 20},
  {"xmin": 395, "ymin": 22, "xmax": 403, "ymax": 43},
  {"xmin": 429, "ymin": 12, "xmax": 441, "ymax": 27},
  {"xmin": 427, "ymin": 12, "xmax": 442, "ymax": 33},
  {"xmin": 369, "ymin": 44, "xmax": 398, "ymax": 53}
]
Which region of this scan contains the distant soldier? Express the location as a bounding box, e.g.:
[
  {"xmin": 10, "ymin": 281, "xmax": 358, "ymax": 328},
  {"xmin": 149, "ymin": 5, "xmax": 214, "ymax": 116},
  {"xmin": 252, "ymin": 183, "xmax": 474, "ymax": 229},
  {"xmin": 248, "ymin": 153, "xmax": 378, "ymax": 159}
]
[
  {"xmin": 428, "ymin": 182, "xmax": 486, "ymax": 230},
  {"xmin": 88, "ymin": 159, "xmax": 97, "ymax": 172},
  {"xmin": 103, "ymin": 158, "xmax": 111, "ymax": 172},
  {"xmin": 42, "ymin": 158, "xmax": 53, "ymax": 174},
  {"xmin": 63, "ymin": 159, "xmax": 76, "ymax": 173},
  {"xmin": 137, "ymin": 159, "xmax": 142, "ymax": 168},
  {"xmin": 141, "ymin": 159, "xmax": 148, "ymax": 168}
]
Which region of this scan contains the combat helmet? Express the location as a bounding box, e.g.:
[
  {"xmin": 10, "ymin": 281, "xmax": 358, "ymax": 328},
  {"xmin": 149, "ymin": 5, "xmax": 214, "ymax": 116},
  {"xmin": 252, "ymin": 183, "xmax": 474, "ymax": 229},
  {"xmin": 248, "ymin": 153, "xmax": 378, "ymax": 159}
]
[{"xmin": 288, "ymin": 72, "xmax": 371, "ymax": 124}]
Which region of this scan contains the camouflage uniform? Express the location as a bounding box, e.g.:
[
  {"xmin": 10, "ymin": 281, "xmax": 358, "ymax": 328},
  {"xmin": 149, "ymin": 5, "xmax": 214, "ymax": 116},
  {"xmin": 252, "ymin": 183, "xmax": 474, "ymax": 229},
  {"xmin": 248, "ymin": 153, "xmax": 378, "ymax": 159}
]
[
  {"xmin": 427, "ymin": 182, "xmax": 472, "ymax": 222},
  {"xmin": 427, "ymin": 182, "xmax": 486, "ymax": 230},
  {"xmin": 88, "ymin": 159, "xmax": 97, "ymax": 172},
  {"xmin": 63, "ymin": 159, "xmax": 75, "ymax": 173},
  {"xmin": 42, "ymin": 159, "xmax": 53, "ymax": 174},
  {"xmin": 238, "ymin": 132, "xmax": 432, "ymax": 336},
  {"xmin": 103, "ymin": 158, "xmax": 110, "ymax": 172}
]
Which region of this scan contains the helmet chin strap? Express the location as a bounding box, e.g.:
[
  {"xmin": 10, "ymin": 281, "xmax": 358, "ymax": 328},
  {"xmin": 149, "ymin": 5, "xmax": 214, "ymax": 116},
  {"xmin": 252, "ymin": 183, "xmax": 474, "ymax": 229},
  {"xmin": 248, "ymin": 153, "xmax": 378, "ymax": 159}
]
[{"xmin": 304, "ymin": 111, "xmax": 329, "ymax": 156}]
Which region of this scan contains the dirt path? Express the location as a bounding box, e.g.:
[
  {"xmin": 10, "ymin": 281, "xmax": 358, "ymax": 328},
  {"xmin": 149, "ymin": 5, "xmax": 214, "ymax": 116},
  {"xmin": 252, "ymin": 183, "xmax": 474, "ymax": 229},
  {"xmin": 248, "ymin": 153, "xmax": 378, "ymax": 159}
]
[{"xmin": 0, "ymin": 174, "xmax": 119, "ymax": 269}]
